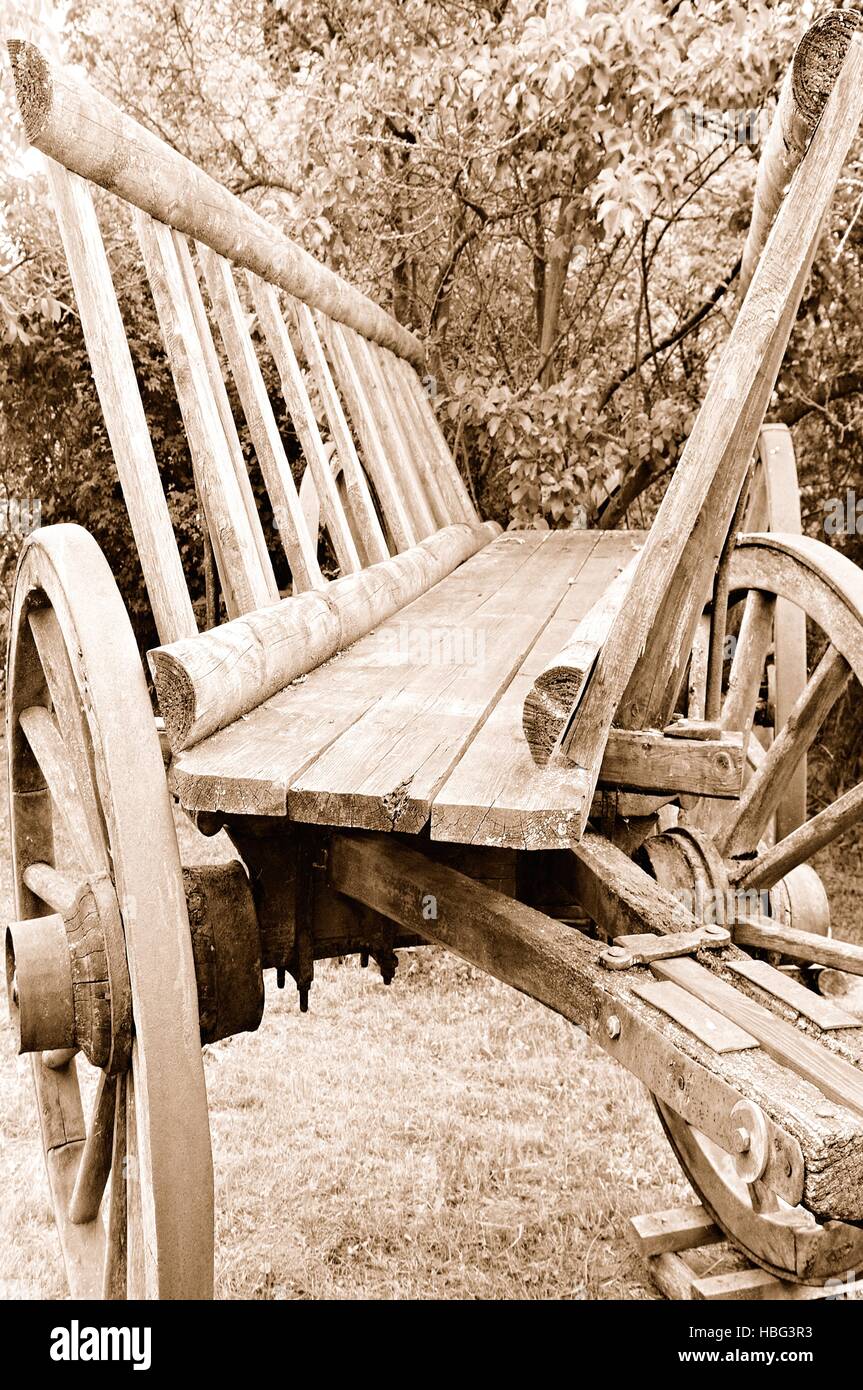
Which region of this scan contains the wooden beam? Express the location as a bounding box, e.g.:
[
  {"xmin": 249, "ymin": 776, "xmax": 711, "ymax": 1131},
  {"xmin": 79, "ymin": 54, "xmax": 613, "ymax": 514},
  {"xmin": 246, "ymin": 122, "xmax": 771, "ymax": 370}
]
[
  {"xmin": 38, "ymin": 160, "xmax": 196, "ymax": 646},
  {"xmin": 598, "ymin": 729, "xmax": 744, "ymax": 799},
  {"xmin": 149, "ymin": 521, "xmax": 500, "ymax": 751},
  {"xmin": 8, "ymin": 41, "xmax": 424, "ymax": 367},
  {"xmin": 325, "ymin": 834, "xmax": 863, "ymax": 1217},
  {"xmin": 544, "ymin": 38, "xmax": 863, "ymax": 835},
  {"xmin": 522, "ymin": 553, "xmax": 640, "ymax": 764},
  {"xmin": 739, "ymin": 10, "xmax": 863, "ymax": 297},
  {"xmin": 733, "ymin": 917, "xmax": 863, "ymax": 976}
]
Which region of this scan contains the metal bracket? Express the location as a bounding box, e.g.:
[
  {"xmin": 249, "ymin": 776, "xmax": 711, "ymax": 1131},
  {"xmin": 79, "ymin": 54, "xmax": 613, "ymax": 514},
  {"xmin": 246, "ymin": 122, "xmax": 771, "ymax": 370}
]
[{"xmin": 599, "ymin": 927, "xmax": 730, "ymax": 970}]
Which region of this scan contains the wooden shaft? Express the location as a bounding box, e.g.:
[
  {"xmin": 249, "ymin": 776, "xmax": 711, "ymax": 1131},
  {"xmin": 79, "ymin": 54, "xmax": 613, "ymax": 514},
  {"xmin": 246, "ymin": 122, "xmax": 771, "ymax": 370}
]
[
  {"xmin": 733, "ymin": 780, "xmax": 863, "ymax": 891},
  {"xmin": 8, "ymin": 40, "xmax": 424, "ymax": 368},
  {"xmin": 150, "ymin": 520, "xmax": 500, "ymax": 751},
  {"xmin": 733, "ymin": 916, "xmax": 863, "ymax": 976},
  {"xmin": 722, "ymin": 646, "xmax": 852, "ymax": 857},
  {"xmin": 69, "ymin": 1070, "xmax": 116, "ymax": 1225},
  {"xmin": 740, "ymin": 10, "xmax": 863, "ymax": 299}
]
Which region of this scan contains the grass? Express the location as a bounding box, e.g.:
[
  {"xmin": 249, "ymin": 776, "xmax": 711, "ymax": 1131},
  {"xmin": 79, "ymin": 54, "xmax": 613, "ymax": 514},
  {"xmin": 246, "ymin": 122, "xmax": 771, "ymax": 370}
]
[{"xmin": 2, "ymin": 762, "xmax": 863, "ymax": 1299}]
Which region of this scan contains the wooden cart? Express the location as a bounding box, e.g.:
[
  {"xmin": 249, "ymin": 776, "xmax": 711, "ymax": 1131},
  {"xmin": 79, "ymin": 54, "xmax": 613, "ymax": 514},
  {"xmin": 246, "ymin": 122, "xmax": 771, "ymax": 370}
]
[{"xmin": 7, "ymin": 13, "xmax": 863, "ymax": 1299}]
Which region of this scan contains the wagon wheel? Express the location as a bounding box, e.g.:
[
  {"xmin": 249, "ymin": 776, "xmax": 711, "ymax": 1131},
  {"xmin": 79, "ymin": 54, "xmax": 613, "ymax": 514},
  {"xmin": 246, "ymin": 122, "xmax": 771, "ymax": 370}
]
[
  {"xmin": 5, "ymin": 524, "xmax": 213, "ymax": 1299},
  {"xmin": 650, "ymin": 530, "xmax": 863, "ymax": 1281}
]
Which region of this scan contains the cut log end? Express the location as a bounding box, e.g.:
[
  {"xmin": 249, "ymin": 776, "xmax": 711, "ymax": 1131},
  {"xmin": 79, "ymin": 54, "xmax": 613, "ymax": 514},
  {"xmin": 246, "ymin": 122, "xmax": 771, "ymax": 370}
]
[
  {"xmin": 148, "ymin": 649, "xmax": 195, "ymax": 751},
  {"xmin": 522, "ymin": 667, "xmax": 586, "ymax": 767},
  {"xmin": 8, "ymin": 39, "xmax": 52, "ymax": 145},
  {"xmin": 792, "ymin": 9, "xmax": 863, "ymax": 130}
]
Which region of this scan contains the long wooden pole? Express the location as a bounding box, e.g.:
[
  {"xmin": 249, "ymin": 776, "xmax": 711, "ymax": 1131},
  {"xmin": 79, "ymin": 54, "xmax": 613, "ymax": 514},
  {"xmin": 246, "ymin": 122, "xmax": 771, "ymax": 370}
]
[
  {"xmin": 739, "ymin": 9, "xmax": 863, "ymax": 299},
  {"xmin": 7, "ymin": 40, "xmax": 425, "ymax": 368},
  {"xmin": 150, "ymin": 521, "xmax": 500, "ymax": 751}
]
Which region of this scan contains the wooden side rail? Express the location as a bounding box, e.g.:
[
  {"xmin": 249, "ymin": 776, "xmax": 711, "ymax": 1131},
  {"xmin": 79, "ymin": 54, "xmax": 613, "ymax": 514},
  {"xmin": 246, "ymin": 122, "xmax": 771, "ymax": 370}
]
[
  {"xmin": 150, "ymin": 520, "xmax": 500, "ymax": 752},
  {"xmin": 8, "ymin": 40, "xmax": 423, "ymax": 367},
  {"xmin": 739, "ymin": 8, "xmax": 863, "ymax": 298}
]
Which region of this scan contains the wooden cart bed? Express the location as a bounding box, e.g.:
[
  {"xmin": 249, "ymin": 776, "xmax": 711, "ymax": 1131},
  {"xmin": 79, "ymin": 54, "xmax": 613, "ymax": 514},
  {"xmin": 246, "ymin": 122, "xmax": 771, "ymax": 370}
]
[{"xmin": 170, "ymin": 529, "xmax": 645, "ymax": 839}]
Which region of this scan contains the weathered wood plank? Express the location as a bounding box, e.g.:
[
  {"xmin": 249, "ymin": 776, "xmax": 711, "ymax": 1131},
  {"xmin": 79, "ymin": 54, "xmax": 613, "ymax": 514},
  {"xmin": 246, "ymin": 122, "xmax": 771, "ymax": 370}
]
[
  {"xmin": 654, "ymin": 955, "xmax": 863, "ymax": 1119},
  {"xmin": 628, "ymin": 1205, "xmax": 721, "ymax": 1258},
  {"xmin": 287, "ymin": 532, "xmax": 600, "ymax": 832},
  {"xmin": 631, "ymin": 979, "xmax": 759, "ymax": 1053},
  {"xmin": 39, "ymin": 160, "xmax": 195, "ymax": 645},
  {"xmin": 393, "ymin": 355, "xmax": 478, "ymax": 523},
  {"xmin": 327, "ymin": 834, "xmax": 863, "ymax": 1215},
  {"xmin": 599, "ymin": 729, "xmax": 744, "ymax": 798},
  {"xmin": 726, "ymin": 957, "xmax": 861, "ymax": 1030},
  {"xmin": 431, "ymin": 534, "xmax": 644, "ymax": 848},
  {"xmin": 290, "ymin": 299, "xmax": 390, "ymax": 565},
  {"xmin": 191, "ymin": 250, "xmax": 323, "ymax": 590},
  {"xmin": 8, "ymin": 40, "xmax": 424, "ymax": 366},
  {"xmin": 168, "ymin": 532, "xmax": 552, "ymax": 815},
  {"xmin": 244, "ymin": 274, "xmax": 362, "ymax": 576},
  {"xmin": 173, "ymin": 234, "xmax": 277, "ymax": 593},
  {"xmin": 152, "ymin": 521, "xmax": 500, "ymax": 752},
  {"xmin": 733, "ymin": 918, "xmax": 863, "ymax": 976},
  {"xmin": 135, "ymin": 210, "xmax": 276, "ymax": 618}
]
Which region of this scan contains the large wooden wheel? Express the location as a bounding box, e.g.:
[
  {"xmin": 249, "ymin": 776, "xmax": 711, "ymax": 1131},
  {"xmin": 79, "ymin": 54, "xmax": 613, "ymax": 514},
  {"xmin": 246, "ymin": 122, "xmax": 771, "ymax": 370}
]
[
  {"xmin": 652, "ymin": 530, "xmax": 863, "ymax": 1282},
  {"xmin": 5, "ymin": 524, "xmax": 213, "ymax": 1299}
]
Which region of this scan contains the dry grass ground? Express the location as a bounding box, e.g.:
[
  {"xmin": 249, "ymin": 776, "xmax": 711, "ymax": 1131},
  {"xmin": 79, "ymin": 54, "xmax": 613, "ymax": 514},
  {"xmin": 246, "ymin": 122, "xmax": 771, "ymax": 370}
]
[{"xmin": 2, "ymin": 752, "xmax": 862, "ymax": 1300}]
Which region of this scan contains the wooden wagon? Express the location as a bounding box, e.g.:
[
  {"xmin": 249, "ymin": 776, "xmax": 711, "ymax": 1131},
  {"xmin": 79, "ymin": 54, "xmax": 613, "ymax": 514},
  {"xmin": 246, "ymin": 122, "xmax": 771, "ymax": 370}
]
[{"xmin": 7, "ymin": 12, "xmax": 863, "ymax": 1299}]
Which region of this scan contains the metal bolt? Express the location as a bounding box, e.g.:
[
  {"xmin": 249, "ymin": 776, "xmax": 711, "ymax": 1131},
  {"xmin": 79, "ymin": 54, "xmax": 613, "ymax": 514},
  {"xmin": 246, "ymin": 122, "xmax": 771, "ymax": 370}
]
[
  {"xmin": 733, "ymin": 1127, "xmax": 751, "ymax": 1154},
  {"xmin": 704, "ymin": 925, "xmax": 725, "ymax": 938},
  {"xmin": 606, "ymin": 946, "xmax": 627, "ymax": 958},
  {"xmin": 606, "ymin": 1014, "xmax": 621, "ymax": 1040}
]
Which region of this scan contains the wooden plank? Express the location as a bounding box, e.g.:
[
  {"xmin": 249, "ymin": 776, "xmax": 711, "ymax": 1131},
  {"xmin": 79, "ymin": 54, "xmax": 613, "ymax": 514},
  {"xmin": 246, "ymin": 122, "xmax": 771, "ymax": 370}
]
[
  {"xmin": 631, "ymin": 979, "xmax": 759, "ymax": 1053},
  {"xmin": 40, "ymin": 160, "xmax": 195, "ymax": 645},
  {"xmin": 727, "ymin": 958, "xmax": 862, "ymax": 1030},
  {"xmin": 291, "ymin": 300, "xmax": 390, "ymax": 564},
  {"xmin": 598, "ymin": 729, "xmax": 744, "ymax": 798},
  {"xmin": 244, "ymin": 274, "xmax": 362, "ymax": 576},
  {"xmin": 431, "ymin": 534, "xmax": 645, "ymax": 847},
  {"xmin": 173, "ymin": 234, "xmax": 277, "ymax": 594},
  {"xmin": 169, "ymin": 531, "xmax": 549, "ymax": 815},
  {"xmin": 691, "ymin": 1268, "xmax": 829, "ymax": 1301},
  {"xmin": 522, "ymin": 550, "xmax": 641, "ymax": 763},
  {"xmin": 381, "ymin": 350, "xmax": 461, "ymax": 526},
  {"xmin": 191, "ymin": 249, "xmax": 323, "ymax": 591},
  {"xmin": 151, "ymin": 520, "xmax": 499, "ymax": 752},
  {"xmin": 733, "ymin": 918, "xmax": 863, "ymax": 977},
  {"xmin": 393, "ymin": 355, "xmax": 478, "ymax": 523},
  {"xmin": 134, "ymin": 210, "xmax": 275, "ymax": 618},
  {"xmin": 327, "ymin": 834, "xmax": 826, "ymax": 1210},
  {"xmin": 654, "ymin": 955, "xmax": 863, "ymax": 1119},
  {"xmin": 9, "ymin": 40, "xmax": 424, "ymax": 366},
  {"xmin": 287, "ymin": 532, "xmax": 600, "ymax": 832},
  {"xmin": 321, "ymin": 316, "xmax": 418, "ymax": 550},
  {"xmin": 628, "ymin": 1206, "xmax": 721, "ymax": 1258},
  {"xmin": 363, "ymin": 338, "xmax": 449, "ymax": 530},
  {"xmin": 555, "ymin": 42, "xmax": 863, "ymax": 833}
]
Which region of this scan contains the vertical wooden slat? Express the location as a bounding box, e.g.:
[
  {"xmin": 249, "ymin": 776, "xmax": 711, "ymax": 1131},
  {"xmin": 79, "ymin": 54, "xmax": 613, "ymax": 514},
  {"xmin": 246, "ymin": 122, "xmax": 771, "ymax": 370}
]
[
  {"xmin": 172, "ymin": 234, "xmax": 278, "ymax": 594},
  {"xmin": 193, "ymin": 249, "xmax": 324, "ymax": 592},
  {"xmin": 245, "ymin": 275, "xmax": 361, "ymax": 575},
  {"xmin": 291, "ymin": 301, "xmax": 389, "ymax": 565},
  {"xmin": 365, "ymin": 340, "xmax": 451, "ymax": 529},
  {"xmin": 320, "ymin": 316, "xmax": 418, "ymax": 551},
  {"xmin": 393, "ymin": 355, "xmax": 478, "ymax": 524},
  {"xmin": 134, "ymin": 210, "xmax": 275, "ymax": 618},
  {"xmin": 42, "ymin": 160, "xmax": 196, "ymax": 645},
  {"xmin": 351, "ymin": 332, "xmax": 440, "ymax": 536}
]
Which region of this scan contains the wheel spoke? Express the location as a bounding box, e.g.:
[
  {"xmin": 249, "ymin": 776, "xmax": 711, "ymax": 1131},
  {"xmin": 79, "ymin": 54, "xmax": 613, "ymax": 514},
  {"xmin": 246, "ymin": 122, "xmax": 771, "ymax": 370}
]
[
  {"xmin": 722, "ymin": 646, "xmax": 852, "ymax": 857},
  {"xmin": 102, "ymin": 1074, "xmax": 128, "ymax": 1300},
  {"xmin": 18, "ymin": 705, "xmax": 108, "ymax": 874},
  {"xmin": 687, "ymin": 613, "xmax": 710, "ymax": 721},
  {"xmin": 733, "ymin": 779, "xmax": 863, "ymax": 890},
  {"xmin": 722, "ymin": 589, "xmax": 776, "ymax": 732},
  {"xmin": 69, "ymin": 1070, "xmax": 116, "ymax": 1225},
  {"xmin": 23, "ymin": 861, "xmax": 81, "ymax": 915}
]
